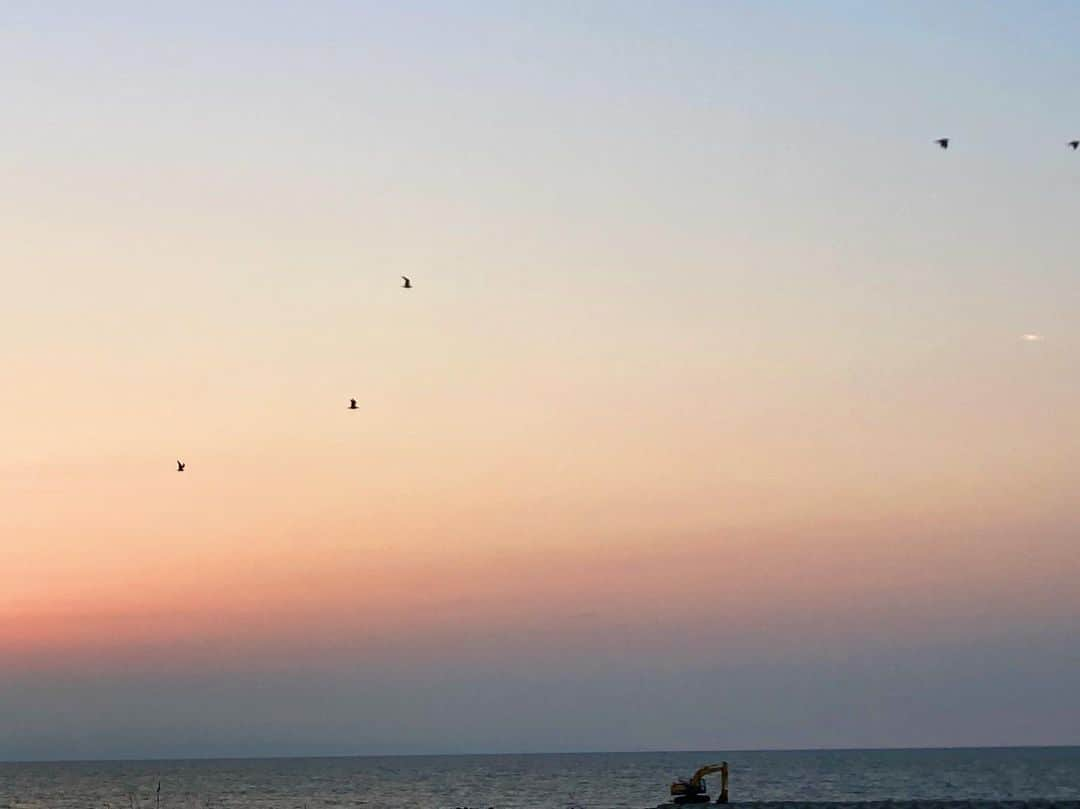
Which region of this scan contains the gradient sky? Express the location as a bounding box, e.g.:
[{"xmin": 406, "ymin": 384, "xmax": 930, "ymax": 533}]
[{"xmin": 3, "ymin": 1, "xmax": 1080, "ymax": 761}]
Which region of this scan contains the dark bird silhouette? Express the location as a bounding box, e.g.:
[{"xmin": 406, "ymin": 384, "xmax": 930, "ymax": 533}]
[
  {"xmin": 348, "ymin": 398, "xmax": 358, "ymax": 410},
  {"xmin": 401, "ymin": 275, "xmax": 412, "ymax": 288},
  {"xmin": 935, "ymin": 138, "xmax": 949, "ymax": 149},
  {"xmin": 1069, "ymin": 140, "xmax": 1079, "ymax": 150},
  {"xmin": 177, "ymin": 460, "xmax": 185, "ymax": 472}
]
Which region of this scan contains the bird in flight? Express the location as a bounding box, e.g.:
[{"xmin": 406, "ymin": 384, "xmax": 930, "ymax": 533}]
[
  {"xmin": 1069, "ymin": 140, "xmax": 1079, "ymax": 150},
  {"xmin": 401, "ymin": 276, "xmax": 412, "ymax": 289},
  {"xmin": 177, "ymin": 460, "xmax": 186, "ymax": 472},
  {"xmin": 935, "ymin": 138, "xmax": 949, "ymax": 149},
  {"xmin": 348, "ymin": 398, "xmax": 358, "ymax": 410}
]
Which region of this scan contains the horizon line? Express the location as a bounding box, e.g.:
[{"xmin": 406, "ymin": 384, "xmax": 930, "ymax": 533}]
[{"xmin": 4, "ymin": 742, "xmax": 1079, "ymax": 767}]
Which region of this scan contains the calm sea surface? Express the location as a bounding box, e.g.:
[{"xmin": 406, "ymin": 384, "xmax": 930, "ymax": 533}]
[{"xmin": 2, "ymin": 748, "xmax": 1078, "ymax": 809}]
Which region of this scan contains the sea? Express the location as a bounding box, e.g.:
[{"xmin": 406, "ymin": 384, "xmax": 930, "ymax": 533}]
[{"xmin": 1, "ymin": 748, "xmax": 1078, "ymax": 809}]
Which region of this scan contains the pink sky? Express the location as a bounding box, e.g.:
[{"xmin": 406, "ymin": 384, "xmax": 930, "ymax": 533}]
[{"xmin": 3, "ymin": 1, "xmax": 1080, "ymax": 758}]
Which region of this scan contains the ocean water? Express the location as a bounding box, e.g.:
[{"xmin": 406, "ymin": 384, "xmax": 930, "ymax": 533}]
[{"xmin": 1, "ymin": 748, "xmax": 1078, "ymax": 809}]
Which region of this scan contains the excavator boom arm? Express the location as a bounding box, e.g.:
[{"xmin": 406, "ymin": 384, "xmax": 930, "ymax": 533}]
[{"xmin": 689, "ymin": 763, "xmax": 727, "ymax": 788}]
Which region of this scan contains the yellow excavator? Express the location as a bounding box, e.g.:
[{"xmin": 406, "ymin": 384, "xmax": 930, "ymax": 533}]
[{"xmin": 670, "ymin": 761, "xmax": 728, "ymax": 804}]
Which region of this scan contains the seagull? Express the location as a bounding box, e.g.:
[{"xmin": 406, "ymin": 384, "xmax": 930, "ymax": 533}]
[
  {"xmin": 401, "ymin": 275, "xmax": 412, "ymax": 289},
  {"xmin": 1069, "ymin": 140, "xmax": 1079, "ymax": 150},
  {"xmin": 177, "ymin": 460, "xmax": 186, "ymax": 472},
  {"xmin": 348, "ymin": 398, "xmax": 358, "ymax": 410},
  {"xmin": 935, "ymin": 138, "xmax": 949, "ymax": 149}
]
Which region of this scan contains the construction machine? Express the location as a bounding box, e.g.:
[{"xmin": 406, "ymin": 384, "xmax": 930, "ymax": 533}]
[{"xmin": 670, "ymin": 761, "xmax": 728, "ymax": 804}]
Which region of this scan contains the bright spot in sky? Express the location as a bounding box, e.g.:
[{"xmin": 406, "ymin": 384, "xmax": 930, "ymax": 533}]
[{"xmin": 1021, "ymin": 333, "xmax": 1045, "ymax": 342}]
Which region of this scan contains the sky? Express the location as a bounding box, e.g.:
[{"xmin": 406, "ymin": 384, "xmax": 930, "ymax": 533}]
[{"xmin": 2, "ymin": 1, "xmax": 1080, "ymax": 761}]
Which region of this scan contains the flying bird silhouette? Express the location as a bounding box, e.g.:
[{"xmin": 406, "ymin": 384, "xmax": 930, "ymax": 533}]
[
  {"xmin": 401, "ymin": 276, "xmax": 412, "ymax": 288},
  {"xmin": 348, "ymin": 398, "xmax": 358, "ymax": 410},
  {"xmin": 177, "ymin": 460, "xmax": 186, "ymax": 472},
  {"xmin": 935, "ymin": 138, "xmax": 949, "ymax": 149},
  {"xmin": 1069, "ymin": 140, "xmax": 1079, "ymax": 150}
]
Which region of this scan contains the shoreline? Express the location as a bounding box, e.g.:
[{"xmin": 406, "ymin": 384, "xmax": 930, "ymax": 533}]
[{"xmin": 650, "ymin": 803, "xmax": 1080, "ymax": 809}]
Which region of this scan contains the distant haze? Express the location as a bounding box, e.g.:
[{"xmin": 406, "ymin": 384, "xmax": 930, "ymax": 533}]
[{"xmin": 2, "ymin": 1, "xmax": 1079, "ymax": 761}]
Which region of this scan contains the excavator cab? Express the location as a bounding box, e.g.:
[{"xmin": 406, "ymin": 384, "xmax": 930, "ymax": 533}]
[
  {"xmin": 670, "ymin": 778, "xmax": 711, "ymax": 803},
  {"xmin": 670, "ymin": 761, "xmax": 728, "ymax": 804}
]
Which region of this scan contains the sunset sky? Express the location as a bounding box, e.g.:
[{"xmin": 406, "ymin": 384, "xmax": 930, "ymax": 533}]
[{"xmin": 3, "ymin": 2, "xmax": 1080, "ymax": 760}]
